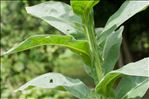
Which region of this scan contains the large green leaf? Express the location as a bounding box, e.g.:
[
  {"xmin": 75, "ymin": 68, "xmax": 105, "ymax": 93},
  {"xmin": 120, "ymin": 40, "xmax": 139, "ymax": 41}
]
[
  {"xmin": 26, "ymin": 1, "xmax": 83, "ymax": 34},
  {"xmin": 70, "ymin": 0, "xmax": 100, "ymax": 15},
  {"xmin": 2, "ymin": 35, "xmax": 90, "ymax": 57},
  {"xmin": 102, "ymin": 1, "xmax": 149, "ymax": 33},
  {"xmin": 1, "ymin": 34, "xmax": 94, "ymax": 85},
  {"xmin": 116, "ymin": 76, "xmax": 149, "ymax": 99},
  {"xmin": 97, "ymin": 1, "xmax": 149, "ymax": 48},
  {"xmin": 102, "ymin": 26, "xmax": 124, "ymax": 74},
  {"xmin": 95, "ymin": 58, "xmax": 149, "ymax": 98},
  {"xmin": 16, "ymin": 72, "xmax": 91, "ymax": 99},
  {"xmin": 122, "ymin": 78, "xmax": 149, "ymax": 99}
]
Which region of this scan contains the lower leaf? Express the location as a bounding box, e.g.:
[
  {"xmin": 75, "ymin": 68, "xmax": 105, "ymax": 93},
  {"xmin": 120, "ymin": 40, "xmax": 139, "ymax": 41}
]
[
  {"xmin": 95, "ymin": 58, "xmax": 149, "ymax": 98},
  {"xmin": 116, "ymin": 76, "xmax": 149, "ymax": 99},
  {"xmin": 16, "ymin": 72, "xmax": 91, "ymax": 99}
]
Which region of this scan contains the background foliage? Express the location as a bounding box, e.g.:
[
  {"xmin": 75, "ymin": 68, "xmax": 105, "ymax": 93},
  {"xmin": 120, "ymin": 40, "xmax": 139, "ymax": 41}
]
[{"xmin": 1, "ymin": 0, "xmax": 149, "ymax": 99}]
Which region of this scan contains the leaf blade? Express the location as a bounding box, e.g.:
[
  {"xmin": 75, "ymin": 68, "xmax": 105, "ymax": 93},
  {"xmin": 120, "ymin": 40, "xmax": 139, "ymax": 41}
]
[
  {"xmin": 122, "ymin": 78, "xmax": 149, "ymax": 99},
  {"xmin": 102, "ymin": 26, "xmax": 124, "ymax": 74},
  {"xmin": 2, "ymin": 35, "xmax": 90, "ymax": 57},
  {"xmin": 16, "ymin": 72, "xmax": 91, "ymax": 99},
  {"xmin": 116, "ymin": 76, "xmax": 149, "ymax": 99},
  {"xmin": 26, "ymin": 1, "xmax": 82, "ymax": 34},
  {"xmin": 96, "ymin": 58, "xmax": 149, "ymax": 97},
  {"xmin": 102, "ymin": 1, "xmax": 149, "ymax": 33}
]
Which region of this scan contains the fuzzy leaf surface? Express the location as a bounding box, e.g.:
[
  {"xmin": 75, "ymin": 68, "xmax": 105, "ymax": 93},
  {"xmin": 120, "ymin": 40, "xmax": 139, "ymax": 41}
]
[
  {"xmin": 16, "ymin": 72, "xmax": 91, "ymax": 99},
  {"xmin": 102, "ymin": 1, "xmax": 149, "ymax": 33},
  {"xmin": 116, "ymin": 76, "xmax": 149, "ymax": 99},
  {"xmin": 102, "ymin": 26, "xmax": 124, "ymax": 74},
  {"xmin": 96, "ymin": 58, "xmax": 149, "ymax": 98},
  {"xmin": 26, "ymin": 1, "xmax": 82, "ymax": 34},
  {"xmin": 97, "ymin": 1, "xmax": 149, "ymax": 47}
]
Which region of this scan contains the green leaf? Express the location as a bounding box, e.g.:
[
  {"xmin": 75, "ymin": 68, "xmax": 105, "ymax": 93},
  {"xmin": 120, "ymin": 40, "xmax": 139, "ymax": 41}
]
[
  {"xmin": 122, "ymin": 78, "xmax": 149, "ymax": 99},
  {"xmin": 26, "ymin": 1, "xmax": 83, "ymax": 34},
  {"xmin": 95, "ymin": 27, "xmax": 103, "ymax": 36},
  {"xmin": 97, "ymin": 1, "xmax": 149, "ymax": 58},
  {"xmin": 96, "ymin": 25, "xmax": 117, "ymax": 57},
  {"xmin": 70, "ymin": 0, "xmax": 100, "ymax": 15},
  {"xmin": 1, "ymin": 34, "xmax": 94, "ymax": 85},
  {"xmin": 113, "ymin": 58, "xmax": 149, "ymax": 77},
  {"xmin": 95, "ymin": 58, "xmax": 149, "ymax": 98},
  {"xmin": 102, "ymin": 1, "xmax": 149, "ymax": 33},
  {"xmin": 116, "ymin": 76, "xmax": 149, "ymax": 99},
  {"xmin": 2, "ymin": 35, "xmax": 90, "ymax": 57},
  {"xmin": 16, "ymin": 72, "xmax": 91, "ymax": 99},
  {"xmin": 97, "ymin": 1, "xmax": 149, "ymax": 47},
  {"xmin": 102, "ymin": 26, "xmax": 124, "ymax": 74},
  {"xmin": 84, "ymin": 64, "xmax": 99, "ymax": 84},
  {"xmin": 97, "ymin": 25, "xmax": 117, "ymax": 45}
]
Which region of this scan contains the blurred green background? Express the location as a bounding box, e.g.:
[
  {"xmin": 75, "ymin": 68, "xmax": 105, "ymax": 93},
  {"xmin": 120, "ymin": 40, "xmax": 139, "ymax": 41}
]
[{"xmin": 0, "ymin": 0, "xmax": 149, "ymax": 99}]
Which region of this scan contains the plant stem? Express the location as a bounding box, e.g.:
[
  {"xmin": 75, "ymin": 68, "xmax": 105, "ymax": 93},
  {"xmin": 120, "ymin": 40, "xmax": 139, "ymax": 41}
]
[{"xmin": 82, "ymin": 10, "xmax": 103, "ymax": 81}]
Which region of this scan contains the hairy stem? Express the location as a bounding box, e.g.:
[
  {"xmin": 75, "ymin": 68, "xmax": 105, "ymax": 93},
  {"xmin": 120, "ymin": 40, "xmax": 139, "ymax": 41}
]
[{"xmin": 82, "ymin": 10, "xmax": 103, "ymax": 81}]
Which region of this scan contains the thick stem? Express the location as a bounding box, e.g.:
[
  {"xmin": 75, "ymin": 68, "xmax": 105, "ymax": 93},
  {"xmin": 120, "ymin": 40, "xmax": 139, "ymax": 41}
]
[{"xmin": 82, "ymin": 10, "xmax": 103, "ymax": 81}]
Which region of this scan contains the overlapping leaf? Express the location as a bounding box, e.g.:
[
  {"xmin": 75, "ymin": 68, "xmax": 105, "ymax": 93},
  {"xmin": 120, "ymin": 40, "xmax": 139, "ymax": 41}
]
[
  {"xmin": 97, "ymin": 1, "xmax": 149, "ymax": 46},
  {"xmin": 97, "ymin": 25, "xmax": 117, "ymax": 45},
  {"xmin": 122, "ymin": 78, "xmax": 149, "ymax": 99},
  {"xmin": 96, "ymin": 25, "xmax": 117, "ymax": 56},
  {"xmin": 96, "ymin": 58, "xmax": 149, "ymax": 98},
  {"xmin": 102, "ymin": 1, "xmax": 149, "ymax": 33},
  {"xmin": 102, "ymin": 26, "xmax": 124, "ymax": 74},
  {"xmin": 116, "ymin": 76, "xmax": 149, "ymax": 99},
  {"xmin": 26, "ymin": 1, "xmax": 83, "ymax": 34},
  {"xmin": 16, "ymin": 72, "xmax": 91, "ymax": 99}
]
